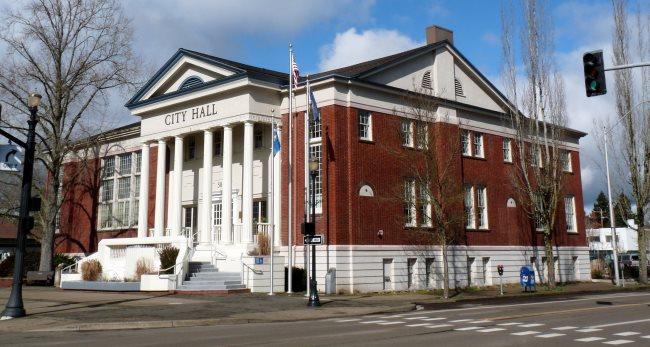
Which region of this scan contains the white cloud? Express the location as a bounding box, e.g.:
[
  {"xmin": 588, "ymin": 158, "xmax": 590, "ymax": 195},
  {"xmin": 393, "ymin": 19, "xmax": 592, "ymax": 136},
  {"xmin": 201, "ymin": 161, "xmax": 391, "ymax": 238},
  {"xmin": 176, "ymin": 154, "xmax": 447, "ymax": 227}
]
[{"xmin": 318, "ymin": 28, "xmax": 421, "ymax": 71}]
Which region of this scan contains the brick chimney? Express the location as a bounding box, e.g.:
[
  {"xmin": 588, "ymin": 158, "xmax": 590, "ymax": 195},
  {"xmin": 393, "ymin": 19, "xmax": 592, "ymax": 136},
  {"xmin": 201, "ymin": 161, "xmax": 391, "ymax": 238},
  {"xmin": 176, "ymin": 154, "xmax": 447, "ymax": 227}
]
[{"xmin": 425, "ymin": 25, "xmax": 453, "ymax": 45}]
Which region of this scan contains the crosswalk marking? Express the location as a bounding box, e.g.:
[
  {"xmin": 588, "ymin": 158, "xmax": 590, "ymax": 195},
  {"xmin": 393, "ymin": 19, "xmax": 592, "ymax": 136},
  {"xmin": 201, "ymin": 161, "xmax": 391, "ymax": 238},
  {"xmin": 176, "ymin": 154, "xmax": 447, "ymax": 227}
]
[
  {"xmin": 404, "ymin": 316, "xmax": 429, "ymax": 320},
  {"xmin": 360, "ymin": 320, "xmax": 387, "ymax": 324},
  {"xmin": 575, "ymin": 337, "xmax": 606, "ymax": 342},
  {"xmin": 641, "ymin": 335, "xmax": 650, "ymax": 339},
  {"xmin": 406, "ymin": 323, "xmax": 431, "ymax": 327},
  {"xmin": 478, "ymin": 328, "xmax": 506, "ymax": 333},
  {"xmin": 511, "ymin": 331, "xmax": 540, "ymax": 336},
  {"xmin": 552, "ymin": 326, "xmax": 577, "ymax": 330},
  {"xmin": 378, "ymin": 321, "xmax": 405, "ymax": 325},
  {"xmin": 335, "ymin": 318, "xmax": 362, "ymax": 322},
  {"xmin": 470, "ymin": 320, "xmax": 492, "ymax": 324},
  {"xmin": 603, "ymin": 340, "xmax": 634, "ymax": 345},
  {"xmin": 536, "ymin": 333, "xmax": 565, "ymax": 338},
  {"xmin": 613, "ymin": 332, "xmax": 639, "ymax": 336},
  {"xmin": 455, "ymin": 326, "xmax": 483, "ymax": 331},
  {"xmin": 497, "ymin": 322, "xmax": 522, "ymax": 326},
  {"xmin": 450, "ymin": 319, "xmax": 472, "ymax": 323},
  {"xmin": 519, "ymin": 323, "xmax": 544, "ymax": 327},
  {"xmin": 426, "ymin": 324, "xmax": 453, "ymax": 329},
  {"xmin": 422, "ymin": 318, "xmax": 446, "ymax": 321},
  {"xmin": 576, "ymin": 328, "xmax": 603, "ymax": 333}
]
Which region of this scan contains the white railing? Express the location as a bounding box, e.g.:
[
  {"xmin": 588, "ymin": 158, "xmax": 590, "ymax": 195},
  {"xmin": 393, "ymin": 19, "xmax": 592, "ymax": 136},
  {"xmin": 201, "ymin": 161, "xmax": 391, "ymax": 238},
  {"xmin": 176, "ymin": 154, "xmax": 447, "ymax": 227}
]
[{"xmin": 181, "ymin": 227, "xmax": 199, "ymax": 247}]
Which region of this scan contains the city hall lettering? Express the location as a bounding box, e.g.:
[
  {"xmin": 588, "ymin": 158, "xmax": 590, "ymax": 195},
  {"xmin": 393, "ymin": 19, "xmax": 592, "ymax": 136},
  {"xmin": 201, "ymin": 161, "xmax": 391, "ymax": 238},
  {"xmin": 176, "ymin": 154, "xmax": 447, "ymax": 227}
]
[{"xmin": 164, "ymin": 103, "xmax": 217, "ymax": 126}]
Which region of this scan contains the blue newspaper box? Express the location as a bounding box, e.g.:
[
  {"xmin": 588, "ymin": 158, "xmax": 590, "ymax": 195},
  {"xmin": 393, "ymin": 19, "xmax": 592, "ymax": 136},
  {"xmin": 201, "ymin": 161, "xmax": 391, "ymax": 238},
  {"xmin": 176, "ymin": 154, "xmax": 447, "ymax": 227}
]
[{"xmin": 519, "ymin": 266, "xmax": 536, "ymax": 292}]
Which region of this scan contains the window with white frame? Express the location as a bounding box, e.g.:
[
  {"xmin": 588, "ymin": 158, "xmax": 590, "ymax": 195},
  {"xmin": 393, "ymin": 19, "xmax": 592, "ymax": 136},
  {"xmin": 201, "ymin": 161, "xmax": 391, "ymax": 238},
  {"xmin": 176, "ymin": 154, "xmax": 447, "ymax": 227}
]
[
  {"xmin": 358, "ymin": 110, "xmax": 372, "ymax": 141},
  {"xmin": 531, "ymin": 145, "xmax": 542, "ymax": 167},
  {"xmin": 473, "ymin": 133, "xmax": 484, "ymax": 158},
  {"xmin": 502, "ymin": 138, "xmax": 512, "ymax": 162},
  {"xmin": 98, "ymin": 151, "xmax": 141, "ymax": 229},
  {"xmin": 309, "ymin": 111, "xmax": 323, "ymax": 213},
  {"xmin": 565, "ymin": 195, "xmax": 576, "ymax": 232},
  {"xmin": 476, "ymin": 186, "xmax": 488, "ymax": 229},
  {"xmin": 464, "ymin": 185, "xmax": 475, "ymax": 229},
  {"xmin": 253, "ymin": 200, "xmax": 267, "ymax": 224},
  {"xmin": 418, "ymin": 183, "xmax": 432, "ymax": 227},
  {"xmin": 534, "ymin": 200, "xmax": 546, "ymax": 231},
  {"xmin": 416, "ymin": 122, "xmax": 428, "ymax": 150},
  {"xmin": 403, "ymin": 179, "xmax": 416, "ymax": 227},
  {"xmin": 461, "ymin": 130, "xmax": 471, "ymax": 156},
  {"xmin": 561, "ymin": 151, "xmax": 572, "ymax": 172},
  {"xmin": 401, "ymin": 120, "xmax": 413, "ymax": 147},
  {"xmin": 212, "ymin": 202, "xmax": 222, "ymax": 227},
  {"xmin": 214, "ymin": 130, "xmax": 222, "ymax": 156}
]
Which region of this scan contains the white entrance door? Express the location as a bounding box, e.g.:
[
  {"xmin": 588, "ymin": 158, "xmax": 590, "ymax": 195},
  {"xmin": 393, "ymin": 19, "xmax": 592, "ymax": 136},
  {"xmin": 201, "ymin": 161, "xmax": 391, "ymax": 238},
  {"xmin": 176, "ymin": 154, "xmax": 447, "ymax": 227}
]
[{"xmin": 182, "ymin": 206, "xmax": 196, "ymax": 245}]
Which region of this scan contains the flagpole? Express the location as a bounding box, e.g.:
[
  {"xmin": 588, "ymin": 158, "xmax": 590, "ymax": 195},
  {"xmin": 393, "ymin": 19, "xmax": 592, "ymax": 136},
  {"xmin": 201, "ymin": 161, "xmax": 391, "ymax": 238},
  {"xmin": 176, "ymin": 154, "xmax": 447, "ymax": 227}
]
[
  {"xmin": 304, "ymin": 76, "xmax": 311, "ymax": 298},
  {"xmin": 269, "ymin": 111, "xmax": 275, "ymax": 296},
  {"xmin": 287, "ymin": 44, "xmax": 294, "ymax": 294}
]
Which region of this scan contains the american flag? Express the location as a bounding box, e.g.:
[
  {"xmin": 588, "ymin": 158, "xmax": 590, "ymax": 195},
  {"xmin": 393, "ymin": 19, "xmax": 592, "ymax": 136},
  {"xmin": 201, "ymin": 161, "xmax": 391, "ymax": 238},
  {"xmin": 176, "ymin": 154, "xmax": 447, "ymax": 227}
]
[{"xmin": 291, "ymin": 53, "xmax": 300, "ymax": 84}]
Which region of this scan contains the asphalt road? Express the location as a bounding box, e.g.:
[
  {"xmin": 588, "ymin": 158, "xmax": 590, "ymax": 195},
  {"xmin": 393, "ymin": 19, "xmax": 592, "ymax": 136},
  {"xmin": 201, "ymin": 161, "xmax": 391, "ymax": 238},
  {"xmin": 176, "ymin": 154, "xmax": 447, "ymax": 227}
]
[{"xmin": 4, "ymin": 291, "xmax": 650, "ymax": 346}]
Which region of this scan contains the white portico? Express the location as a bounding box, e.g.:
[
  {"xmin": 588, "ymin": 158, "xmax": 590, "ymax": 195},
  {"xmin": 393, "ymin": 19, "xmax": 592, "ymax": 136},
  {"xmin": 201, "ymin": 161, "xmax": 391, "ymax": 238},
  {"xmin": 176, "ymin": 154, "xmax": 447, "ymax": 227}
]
[{"xmin": 126, "ymin": 49, "xmax": 284, "ymax": 259}]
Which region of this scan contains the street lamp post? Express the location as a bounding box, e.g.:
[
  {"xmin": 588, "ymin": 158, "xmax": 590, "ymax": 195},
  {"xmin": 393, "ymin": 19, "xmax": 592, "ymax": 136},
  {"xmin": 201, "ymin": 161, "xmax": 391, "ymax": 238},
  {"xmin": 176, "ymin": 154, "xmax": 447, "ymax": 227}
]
[
  {"xmin": 1, "ymin": 93, "xmax": 41, "ymax": 319},
  {"xmin": 307, "ymin": 156, "xmax": 320, "ymax": 307}
]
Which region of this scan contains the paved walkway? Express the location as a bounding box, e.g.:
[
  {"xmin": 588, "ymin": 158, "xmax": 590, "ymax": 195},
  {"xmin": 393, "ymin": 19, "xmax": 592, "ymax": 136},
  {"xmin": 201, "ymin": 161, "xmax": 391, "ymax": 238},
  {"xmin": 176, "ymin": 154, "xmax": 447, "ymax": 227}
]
[{"xmin": 0, "ymin": 281, "xmax": 647, "ymax": 332}]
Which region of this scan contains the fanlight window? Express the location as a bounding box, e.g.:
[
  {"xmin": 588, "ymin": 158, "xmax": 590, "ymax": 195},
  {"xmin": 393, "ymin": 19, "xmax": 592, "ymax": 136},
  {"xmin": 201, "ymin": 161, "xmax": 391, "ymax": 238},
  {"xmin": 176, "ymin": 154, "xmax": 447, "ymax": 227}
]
[{"xmin": 179, "ymin": 76, "xmax": 204, "ymax": 91}]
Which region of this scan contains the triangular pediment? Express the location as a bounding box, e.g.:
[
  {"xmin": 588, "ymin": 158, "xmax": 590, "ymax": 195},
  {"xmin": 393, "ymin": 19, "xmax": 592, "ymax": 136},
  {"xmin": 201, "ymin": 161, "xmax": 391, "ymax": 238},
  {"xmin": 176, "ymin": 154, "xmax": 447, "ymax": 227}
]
[{"xmin": 126, "ymin": 50, "xmax": 245, "ymax": 108}]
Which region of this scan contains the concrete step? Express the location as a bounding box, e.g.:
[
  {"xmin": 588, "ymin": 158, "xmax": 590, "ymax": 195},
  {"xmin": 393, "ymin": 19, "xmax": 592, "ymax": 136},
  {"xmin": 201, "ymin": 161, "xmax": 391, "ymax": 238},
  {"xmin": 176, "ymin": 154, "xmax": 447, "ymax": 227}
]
[
  {"xmin": 177, "ymin": 284, "xmax": 247, "ymax": 290},
  {"xmin": 182, "ymin": 280, "xmax": 242, "ymax": 286}
]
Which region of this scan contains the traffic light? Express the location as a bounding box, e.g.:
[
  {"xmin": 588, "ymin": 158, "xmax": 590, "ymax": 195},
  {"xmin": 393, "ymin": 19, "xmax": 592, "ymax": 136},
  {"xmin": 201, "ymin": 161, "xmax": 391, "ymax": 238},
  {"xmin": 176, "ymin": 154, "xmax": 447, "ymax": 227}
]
[{"xmin": 583, "ymin": 50, "xmax": 607, "ymax": 97}]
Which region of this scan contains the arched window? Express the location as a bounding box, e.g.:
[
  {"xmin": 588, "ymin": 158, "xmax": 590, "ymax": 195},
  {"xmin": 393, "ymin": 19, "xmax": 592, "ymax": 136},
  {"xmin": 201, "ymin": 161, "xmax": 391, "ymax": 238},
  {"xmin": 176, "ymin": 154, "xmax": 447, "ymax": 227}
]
[
  {"xmin": 421, "ymin": 71, "xmax": 432, "ymax": 89},
  {"xmin": 454, "ymin": 78, "xmax": 465, "ymax": 97},
  {"xmin": 179, "ymin": 76, "xmax": 204, "ymax": 91}
]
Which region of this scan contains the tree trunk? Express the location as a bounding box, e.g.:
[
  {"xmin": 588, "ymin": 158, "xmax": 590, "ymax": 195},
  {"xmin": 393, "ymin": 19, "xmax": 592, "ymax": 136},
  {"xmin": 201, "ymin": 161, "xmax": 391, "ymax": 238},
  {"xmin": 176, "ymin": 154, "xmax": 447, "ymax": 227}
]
[
  {"xmin": 544, "ymin": 232, "xmax": 556, "ymax": 288},
  {"xmin": 38, "ymin": 176, "xmax": 59, "ymax": 272},
  {"xmin": 638, "ymin": 225, "xmax": 648, "ymax": 284},
  {"xmin": 441, "ymin": 237, "xmax": 450, "ymax": 299}
]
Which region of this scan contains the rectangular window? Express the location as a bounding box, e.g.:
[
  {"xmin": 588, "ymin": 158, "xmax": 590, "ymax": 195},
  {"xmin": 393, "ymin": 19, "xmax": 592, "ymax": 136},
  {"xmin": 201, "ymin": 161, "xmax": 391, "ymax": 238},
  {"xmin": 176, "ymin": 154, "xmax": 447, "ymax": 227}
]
[
  {"xmin": 119, "ymin": 154, "xmax": 132, "ymax": 175},
  {"xmin": 212, "ymin": 202, "xmax": 222, "ymax": 226},
  {"xmin": 464, "ymin": 185, "xmax": 475, "ymax": 229},
  {"xmin": 117, "ymin": 177, "xmax": 131, "ymax": 199},
  {"xmin": 403, "ymin": 179, "xmax": 416, "ymax": 226},
  {"xmin": 115, "ymin": 200, "xmax": 130, "ymax": 227},
  {"xmin": 476, "ymin": 186, "xmax": 488, "ymax": 229},
  {"xmin": 100, "ymin": 203, "xmax": 113, "ymax": 228},
  {"xmin": 531, "ymin": 145, "xmax": 541, "ymax": 167},
  {"xmin": 254, "ymin": 129, "xmax": 264, "ymax": 149},
  {"xmin": 309, "ymin": 143, "xmax": 322, "ymax": 212},
  {"xmin": 473, "ymin": 133, "xmax": 484, "ymax": 158},
  {"xmin": 416, "ymin": 122, "xmax": 428, "ymax": 150},
  {"xmin": 534, "ymin": 201, "xmax": 546, "ymax": 231},
  {"xmin": 131, "ymin": 199, "xmax": 139, "ymax": 227},
  {"xmin": 461, "ymin": 130, "xmax": 471, "ymax": 156},
  {"xmin": 502, "ymin": 138, "xmax": 512, "ymax": 162},
  {"xmin": 102, "ymin": 157, "xmax": 115, "ymax": 178},
  {"xmin": 253, "ymin": 200, "xmax": 267, "ymax": 224},
  {"xmin": 309, "ymin": 111, "xmax": 322, "ymax": 139},
  {"xmin": 562, "ymin": 151, "xmax": 572, "ymax": 172},
  {"xmin": 187, "ymin": 136, "xmax": 196, "ymax": 160},
  {"xmin": 418, "ymin": 183, "xmax": 432, "ymax": 227},
  {"xmin": 401, "ymin": 120, "xmax": 413, "ymax": 147},
  {"xmin": 565, "ymin": 195, "xmax": 576, "ymax": 232},
  {"xmin": 101, "ymin": 179, "xmax": 113, "ymax": 202},
  {"xmin": 358, "ymin": 110, "xmax": 372, "ymax": 140},
  {"xmin": 214, "ymin": 131, "xmax": 222, "ymax": 156},
  {"xmin": 134, "ymin": 175, "xmax": 141, "ymax": 198},
  {"xmin": 134, "ymin": 151, "xmax": 142, "ymax": 173}
]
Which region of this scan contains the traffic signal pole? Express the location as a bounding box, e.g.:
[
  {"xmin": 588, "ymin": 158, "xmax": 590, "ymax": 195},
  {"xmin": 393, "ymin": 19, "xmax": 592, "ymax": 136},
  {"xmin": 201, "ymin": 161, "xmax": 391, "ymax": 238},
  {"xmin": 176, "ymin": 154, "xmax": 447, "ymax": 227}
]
[{"xmin": 604, "ymin": 61, "xmax": 650, "ymax": 72}]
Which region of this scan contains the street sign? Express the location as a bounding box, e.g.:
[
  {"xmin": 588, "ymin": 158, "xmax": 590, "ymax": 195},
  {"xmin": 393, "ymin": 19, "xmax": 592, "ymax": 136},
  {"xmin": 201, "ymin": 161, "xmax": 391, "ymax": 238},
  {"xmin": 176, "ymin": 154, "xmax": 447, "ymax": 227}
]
[
  {"xmin": 304, "ymin": 234, "xmax": 324, "ymax": 245},
  {"xmin": 0, "ymin": 144, "xmax": 24, "ymax": 172}
]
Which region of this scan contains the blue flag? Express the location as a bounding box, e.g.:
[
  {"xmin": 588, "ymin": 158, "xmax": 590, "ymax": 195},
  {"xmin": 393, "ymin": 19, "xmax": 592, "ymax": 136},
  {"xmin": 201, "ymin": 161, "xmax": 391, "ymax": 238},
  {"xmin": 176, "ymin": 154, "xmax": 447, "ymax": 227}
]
[
  {"xmin": 272, "ymin": 126, "xmax": 281, "ymax": 156},
  {"xmin": 309, "ymin": 90, "xmax": 319, "ymax": 123}
]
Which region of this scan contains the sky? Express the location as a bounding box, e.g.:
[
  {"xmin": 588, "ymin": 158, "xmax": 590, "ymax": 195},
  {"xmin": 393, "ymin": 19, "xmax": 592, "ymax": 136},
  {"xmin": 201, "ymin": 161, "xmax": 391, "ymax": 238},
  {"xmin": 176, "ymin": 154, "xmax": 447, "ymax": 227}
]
[{"xmin": 1, "ymin": 0, "xmax": 648, "ymax": 213}]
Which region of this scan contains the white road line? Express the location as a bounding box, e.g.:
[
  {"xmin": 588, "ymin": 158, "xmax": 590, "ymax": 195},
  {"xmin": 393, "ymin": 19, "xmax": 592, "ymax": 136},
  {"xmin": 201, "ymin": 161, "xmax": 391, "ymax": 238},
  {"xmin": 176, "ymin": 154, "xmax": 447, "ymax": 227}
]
[
  {"xmin": 612, "ymin": 332, "xmax": 640, "ymax": 336},
  {"xmin": 470, "ymin": 320, "xmax": 492, "ymax": 324},
  {"xmin": 478, "ymin": 328, "xmax": 506, "ymax": 333},
  {"xmin": 511, "ymin": 331, "xmax": 540, "ymax": 336},
  {"xmin": 576, "ymin": 328, "xmax": 603, "ymax": 333},
  {"xmin": 536, "ymin": 333, "xmax": 566, "ymax": 338},
  {"xmin": 360, "ymin": 320, "xmax": 388, "ymax": 324},
  {"xmin": 377, "ymin": 321, "xmax": 405, "ymax": 325},
  {"xmin": 519, "ymin": 323, "xmax": 544, "ymax": 327},
  {"xmin": 406, "ymin": 323, "xmax": 431, "ymax": 327},
  {"xmin": 642, "ymin": 335, "xmax": 650, "ymax": 339},
  {"xmin": 422, "ymin": 318, "xmax": 446, "ymax": 321},
  {"xmin": 455, "ymin": 326, "xmax": 483, "ymax": 331},
  {"xmin": 575, "ymin": 337, "xmax": 606, "ymax": 342},
  {"xmin": 335, "ymin": 318, "xmax": 362, "ymax": 322},
  {"xmin": 426, "ymin": 324, "xmax": 453, "ymax": 329},
  {"xmin": 404, "ymin": 316, "xmax": 429, "ymax": 320},
  {"xmin": 450, "ymin": 319, "xmax": 472, "ymax": 323},
  {"xmin": 396, "ymin": 292, "xmax": 650, "ymax": 316},
  {"xmin": 552, "ymin": 326, "xmax": 578, "ymax": 330},
  {"xmin": 497, "ymin": 322, "xmax": 522, "ymax": 326},
  {"xmin": 603, "ymin": 340, "xmax": 634, "ymax": 345},
  {"xmin": 589, "ymin": 318, "xmax": 650, "ymax": 329}
]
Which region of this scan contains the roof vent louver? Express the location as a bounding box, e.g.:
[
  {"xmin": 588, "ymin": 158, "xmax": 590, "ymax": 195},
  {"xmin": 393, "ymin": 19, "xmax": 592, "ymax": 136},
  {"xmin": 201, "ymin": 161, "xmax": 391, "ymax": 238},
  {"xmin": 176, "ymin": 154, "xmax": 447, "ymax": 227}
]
[
  {"xmin": 421, "ymin": 71, "xmax": 432, "ymax": 89},
  {"xmin": 179, "ymin": 76, "xmax": 204, "ymax": 91},
  {"xmin": 454, "ymin": 78, "xmax": 464, "ymax": 97}
]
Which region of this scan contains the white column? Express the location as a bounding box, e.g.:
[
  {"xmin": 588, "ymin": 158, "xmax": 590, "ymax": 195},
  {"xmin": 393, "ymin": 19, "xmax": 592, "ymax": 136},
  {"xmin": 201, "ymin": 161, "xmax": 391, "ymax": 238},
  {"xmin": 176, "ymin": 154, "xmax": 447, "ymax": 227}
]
[
  {"xmin": 154, "ymin": 139, "xmax": 167, "ymax": 237},
  {"xmin": 172, "ymin": 135, "xmax": 184, "ymax": 237},
  {"xmin": 242, "ymin": 122, "xmax": 254, "ymax": 244},
  {"xmin": 273, "ymin": 126, "xmax": 282, "ymax": 246},
  {"xmin": 137, "ymin": 142, "xmax": 150, "ymax": 238},
  {"xmin": 202, "ymin": 129, "xmax": 213, "ymax": 244},
  {"xmin": 221, "ymin": 125, "xmax": 233, "ymax": 244}
]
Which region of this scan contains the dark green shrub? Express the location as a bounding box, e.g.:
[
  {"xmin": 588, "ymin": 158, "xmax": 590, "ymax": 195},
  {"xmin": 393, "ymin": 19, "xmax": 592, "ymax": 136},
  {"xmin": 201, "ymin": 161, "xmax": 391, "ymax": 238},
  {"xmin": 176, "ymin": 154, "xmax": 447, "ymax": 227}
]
[
  {"xmin": 284, "ymin": 266, "xmax": 307, "ymax": 292},
  {"xmin": 53, "ymin": 254, "xmax": 76, "ymax": 269},
  {"xmin": 158, "ymin": 246, "xmax": 179, "ymax": 274}
]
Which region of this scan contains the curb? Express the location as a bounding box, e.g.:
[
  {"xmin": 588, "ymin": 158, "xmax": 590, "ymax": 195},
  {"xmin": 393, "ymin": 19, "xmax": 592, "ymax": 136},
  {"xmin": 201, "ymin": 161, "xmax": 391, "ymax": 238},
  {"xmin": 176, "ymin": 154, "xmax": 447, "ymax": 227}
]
[{"xmin": 29, "ymin": 304, "xmax": 415, "ymax": 332}]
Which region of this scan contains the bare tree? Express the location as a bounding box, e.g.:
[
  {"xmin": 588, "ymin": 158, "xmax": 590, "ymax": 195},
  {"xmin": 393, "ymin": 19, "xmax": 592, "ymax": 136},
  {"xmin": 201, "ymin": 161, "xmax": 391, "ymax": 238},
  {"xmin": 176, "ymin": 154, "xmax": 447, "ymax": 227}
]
[
  {"xmin": 393, "ymin": 84, "xmax": 465, "ymax": 299},
  {"xmin": 611, "ymin": 0, "xmax": 650, "ymax": 284},
  {"xmin": 0, "ymin": 0, "xmax": 139, "ymax": 271},
  {"xmin": 501, "ymin": 0, "xmax": 569, "ymax": 288}
]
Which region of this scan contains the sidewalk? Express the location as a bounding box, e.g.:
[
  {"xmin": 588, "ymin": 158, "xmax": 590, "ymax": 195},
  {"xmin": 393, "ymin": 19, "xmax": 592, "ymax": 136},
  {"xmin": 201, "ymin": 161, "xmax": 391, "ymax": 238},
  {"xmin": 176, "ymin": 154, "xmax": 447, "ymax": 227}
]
[{"xmin": 0, "ymin": 281, "xmax": 648, "ymax": 332}]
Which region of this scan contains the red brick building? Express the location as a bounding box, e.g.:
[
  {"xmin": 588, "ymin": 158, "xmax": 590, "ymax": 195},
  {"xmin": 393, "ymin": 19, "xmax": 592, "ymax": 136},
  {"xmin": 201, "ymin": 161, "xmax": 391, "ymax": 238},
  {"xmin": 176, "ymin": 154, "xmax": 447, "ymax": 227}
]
[{"xmin": 58, "ymin": 26, "xmax": 588, "ymax": 292}]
